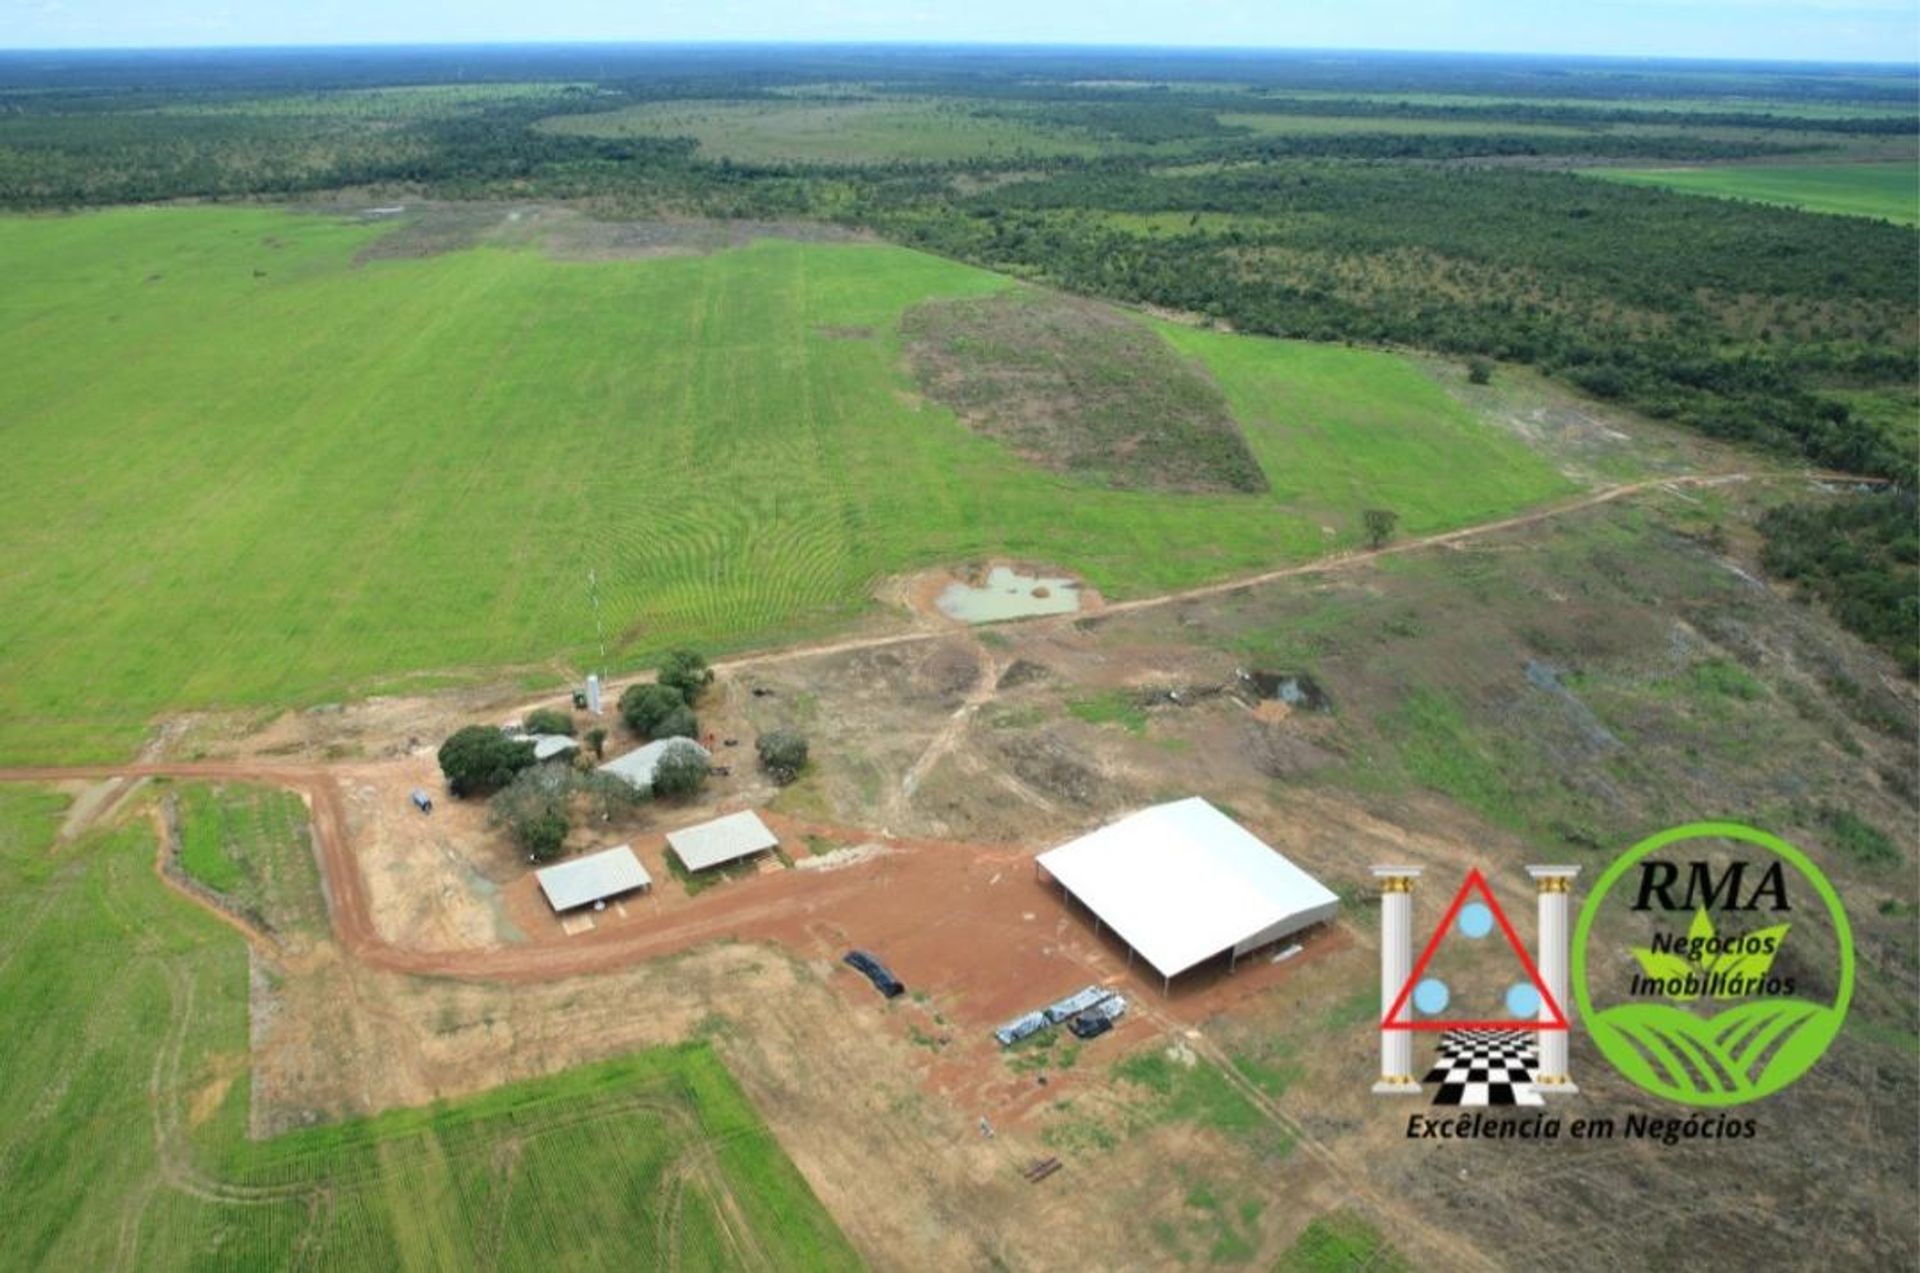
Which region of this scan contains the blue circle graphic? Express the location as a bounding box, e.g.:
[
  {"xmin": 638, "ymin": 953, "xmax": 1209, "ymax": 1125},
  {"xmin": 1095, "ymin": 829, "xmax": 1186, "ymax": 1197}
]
[
  {"xmin": 1506, "ymin": 982, "xmax": 1541, "ymax": 1019},
  {"xmin": 1457, "ymin": 902, "xmax": 1494, "ymax": 939},
  {"xmin": 1413, "ymin": 978, "xmax": 1450, "ymax": 1015}
]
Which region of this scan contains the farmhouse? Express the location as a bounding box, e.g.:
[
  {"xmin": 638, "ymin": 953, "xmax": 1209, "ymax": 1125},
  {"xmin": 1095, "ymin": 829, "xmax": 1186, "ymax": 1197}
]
[
  {"xmin": 1036, "ymin": 797, "xmax": 1338, "ymax": 993},
  {"xmin": 534, "ymin": 844, "xmax": 652, "ymax": 913},
  {"xmin": 667, "ymin": 810, "xmax": 780, "ymax": 874},
  {"xmin": 597, "ymin": 738, "xmax": 712, "ymax": 793}
]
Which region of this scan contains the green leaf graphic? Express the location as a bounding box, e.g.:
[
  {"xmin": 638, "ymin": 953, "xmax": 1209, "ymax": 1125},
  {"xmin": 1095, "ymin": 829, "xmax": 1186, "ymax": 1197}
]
[
  {"xmin": 1632, "ymin": 948, "xmax": 1698, "ymax": 1000},
  {"xmin": 1687, "ymin": 907, "xmax": 1716, "ymax": 950}
]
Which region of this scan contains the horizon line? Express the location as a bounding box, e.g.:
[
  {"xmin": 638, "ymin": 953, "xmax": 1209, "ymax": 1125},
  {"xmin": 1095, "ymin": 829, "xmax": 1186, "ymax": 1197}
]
[{"xmin": 0, "ymin": 39, "xmax": 1915, "ymax": 72}]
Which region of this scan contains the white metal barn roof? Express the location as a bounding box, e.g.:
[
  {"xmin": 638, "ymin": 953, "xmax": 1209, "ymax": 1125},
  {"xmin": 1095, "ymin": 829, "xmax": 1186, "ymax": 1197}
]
[
  {"xmin": 535, "ymin": 844, "xmax": 652, "ymax": 912},
  {"xmin": 528, "ymin": 734, "xmax": 579, "ymax": 762},
  {"xmin": 667, "ymin": 810, "xmax": 779, "ymax": 872},
  {"xmin": 597, "ymin": 738, "xmax": 712, "ymax": 792},
  {"xmin": 1036, "ymin": 798, "xmax": 1339, "ymax": 980}
]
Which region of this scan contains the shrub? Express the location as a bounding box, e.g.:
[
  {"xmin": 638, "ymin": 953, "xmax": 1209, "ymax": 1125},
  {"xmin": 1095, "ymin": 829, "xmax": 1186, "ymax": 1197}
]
[
  {"xmin": 1467, "ymin": 356, "xmax": 1494, "ymax": 385},
  {"xmin": 653, "ymin": 704, "xmax": 700, "ymax": 741},
  {"xmin": 523, "ymin": 707, "xmax": 574, "ymax": 737},
  {"xmin": 658, "ymin": 649, "xmax": 714, "ymax": 704},
  {"xmin": 489, "ymin": 765, "xmax": 572, "ymax": 860},
  {"xmin": 437, "ymin": 725, "xmax": 535, "ymax": 798},
  {"xmin": 585, "ymin": 726, "xmax": 608, "ymax": 759},
  {"xmin": 578, "ymin": 769, "xmax": 648, "ymax": 820},
  {"xmin": 652, "ymin": 740, "xmax": 710, "ymax": 799},
  {"xmin": 757, "ymin": 729, "xmax": 809, "ymax": 784},
  {"xmin": 1363, "ymin": 507, "xmax": 1399, "ymax": 549},
  {"xmin": 1820, "ymin": 805, "xmax": 1900, "ymax": 866},
  {"xmin": 619, "ymin": 682, "xmax": 685, "ymax": 736}
]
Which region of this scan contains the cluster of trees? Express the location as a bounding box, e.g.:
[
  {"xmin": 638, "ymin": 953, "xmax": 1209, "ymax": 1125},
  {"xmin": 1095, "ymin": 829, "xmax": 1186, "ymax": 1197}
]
[
  {"xmin": 618, "ymin": 649, "xmax": 713, "ymax": 743},
  {"xmin": 1760, "ymin": 491, "xmax": 1919, "ymax": 677},
  {"xmin": 432, "ymin": 647, "xmax": 812, "ymax": 860}
]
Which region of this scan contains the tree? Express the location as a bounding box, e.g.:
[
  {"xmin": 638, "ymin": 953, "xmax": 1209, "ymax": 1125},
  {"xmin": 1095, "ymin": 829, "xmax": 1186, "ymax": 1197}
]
[
  {"xmin": 1467, "ymin": 357, "xmax": 1494, "ymax": 385},
  {"xmin": 757, "ymin": 729, "xmax": 809, "ymax": 784},
  {"xmin": 585, "ymin": 726, "xmax": 608, "ymax": 759},
  {"xmin": 657, "ymin": 649, "xmax": 713, "ymax": 704},
  {"xmin": 1363, "ymin": 508, "xmax": 1399, "ymax": 550},
  {"xmin": 653, "ymin": 704, "xmax": 699, "ymax": 741},
  {"xmin": 651, "ymin": 740, "xmax": 710, "ymax": 799},
  {"xmin": 437, "ymin": 725, "xmax": 535, "ymax": 798},
  {"xmin": 620, "ymin": 682, "xmax": 685, "ymax": 736},
  {"xmin": 578, "ymin": 769, "xmax": 648, "ymax": 821},
  {"xmin": 523, "ymin": 706, "xmax": 574, "ymax": 737},
  {"xmin": 489, "ymin": 765, "xmax": 571, "ymax": 861}
]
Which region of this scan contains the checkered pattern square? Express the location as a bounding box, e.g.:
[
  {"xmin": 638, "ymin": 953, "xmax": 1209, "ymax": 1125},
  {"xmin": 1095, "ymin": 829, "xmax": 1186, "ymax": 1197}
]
[{"xmin": 1422, "ymin": 1029, "xmax": 1541, "ymax": 1106}]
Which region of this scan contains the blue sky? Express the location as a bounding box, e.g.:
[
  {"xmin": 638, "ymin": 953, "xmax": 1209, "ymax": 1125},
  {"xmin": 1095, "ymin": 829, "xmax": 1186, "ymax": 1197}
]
[{"xmin": 6, "ymin": 0, "xmax": 1917, "ymax": 62}]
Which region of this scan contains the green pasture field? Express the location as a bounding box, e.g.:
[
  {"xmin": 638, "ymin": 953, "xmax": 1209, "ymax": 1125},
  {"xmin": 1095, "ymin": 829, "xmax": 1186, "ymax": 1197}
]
[
  {"xmin": 0, "ymin": 784, "xmax": 857, "ymax": 1269},
  {"xmin": 534, "ymin": 97, "xmax": 1108, "ymax": 162},
  {"xmin": 1584, "ymin": 161, "xmax": 1919, "ymax": 224},
  {"xmin": 175, "ymin": 782, "xmax": 330, "ymax": 938},
  {"xmin": 0, "ymin": 207, "xmax": 1572, "ymax": 764}
]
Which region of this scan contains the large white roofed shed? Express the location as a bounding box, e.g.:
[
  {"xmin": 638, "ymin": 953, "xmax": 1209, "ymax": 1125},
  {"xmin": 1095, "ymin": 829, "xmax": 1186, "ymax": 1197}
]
[
  {"xmin": 597, "ymin": 738, "xmax": 712, "ymax": 793},
  {"xmin": 535, "ymin": 844, "xmax": 652, "ymax": 912},
  {"xmin": 667, "ymin": 810, "xmax": 779, "ymax": 872},
  {"xmin": 1036, "ymin": 798, "xmax": 1338, "ymax": 984}
]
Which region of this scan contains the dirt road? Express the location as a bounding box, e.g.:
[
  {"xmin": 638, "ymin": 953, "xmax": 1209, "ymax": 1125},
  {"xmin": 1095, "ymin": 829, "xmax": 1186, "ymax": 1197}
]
[{"xmin": 553, "ymin": 472, "xmax": 1783, "ymax": 712}]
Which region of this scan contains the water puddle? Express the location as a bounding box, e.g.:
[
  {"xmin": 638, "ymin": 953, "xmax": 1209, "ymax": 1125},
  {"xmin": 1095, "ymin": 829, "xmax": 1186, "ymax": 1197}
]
[{"xmin": 936, "ymin": 566, "xmax": 1084, "ymax": 623}]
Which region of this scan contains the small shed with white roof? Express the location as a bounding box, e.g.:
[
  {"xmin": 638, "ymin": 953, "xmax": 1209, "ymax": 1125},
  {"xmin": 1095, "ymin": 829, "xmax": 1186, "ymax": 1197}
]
[
  {"xmin": 667, "ymin": 810, "xmax": 780, "ymax": 873},
  {"xmin": 534, "ymin": 844, "xmax": 652, "ymax": 913}
]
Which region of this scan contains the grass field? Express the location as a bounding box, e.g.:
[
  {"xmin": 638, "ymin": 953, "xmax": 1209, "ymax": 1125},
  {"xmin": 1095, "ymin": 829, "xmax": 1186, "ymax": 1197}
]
[
  {"xmin": 1584, "ymin": 161, "xmax": 1919, "ymax": 224},
  {"xmin": 535, "ymin": 97, "xmax": 1107, "ymax": 162},
  {"xmin": 0, "ymin": 207, "xmax": 1572, "ymax": 763},
  {"xmin": 175, "ymin": 782, "xmax": 330, "ymax": 938},
  {"xmin": 0, "ymin": 784, "xmax": 857, "ymax": 1269}
]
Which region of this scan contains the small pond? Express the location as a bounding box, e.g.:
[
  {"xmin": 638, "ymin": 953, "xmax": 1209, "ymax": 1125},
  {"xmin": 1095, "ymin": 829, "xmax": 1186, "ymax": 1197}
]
[{"xmin": 936, "ymin": 566, "xmax": 1084, "ymax": 623}]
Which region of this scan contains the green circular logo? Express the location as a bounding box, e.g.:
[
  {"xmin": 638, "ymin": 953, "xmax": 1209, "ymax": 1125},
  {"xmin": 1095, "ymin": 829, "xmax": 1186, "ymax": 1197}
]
[{"xmin": 1572, "ymin": 821, "xmax": 1853, "ymax": 1107}]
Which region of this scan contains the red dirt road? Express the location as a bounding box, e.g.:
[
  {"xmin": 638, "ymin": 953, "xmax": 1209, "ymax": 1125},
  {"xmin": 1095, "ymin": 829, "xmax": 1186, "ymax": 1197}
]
[{"xmin": 3, "ymin": 762, "xmax": 1325, "ymax": 1034}]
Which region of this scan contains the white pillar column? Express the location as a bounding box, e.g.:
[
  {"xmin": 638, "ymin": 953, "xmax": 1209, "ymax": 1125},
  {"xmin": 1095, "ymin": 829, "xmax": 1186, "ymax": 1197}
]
[
  {"xmin": 1372, "ymin": 866, "xmax": 1422, "ymax": 1094},
  {"xmin": 1527, "ymin": 865, "xmax": 1579, "ymax": 1094}
]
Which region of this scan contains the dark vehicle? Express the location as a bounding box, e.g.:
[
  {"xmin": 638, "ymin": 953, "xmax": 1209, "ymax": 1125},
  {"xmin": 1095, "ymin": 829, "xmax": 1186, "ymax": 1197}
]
[
  {"xmin": 1068, "ymin": 1013, "xmax": 1112, "ymax": 1040},
  {"xmin": 843, "ymin": 950, "xmax": 904, "ymax": 998}
]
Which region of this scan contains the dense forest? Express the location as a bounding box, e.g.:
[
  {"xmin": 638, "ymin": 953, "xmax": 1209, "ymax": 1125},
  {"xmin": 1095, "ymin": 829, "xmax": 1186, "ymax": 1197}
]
[{"xmin": 1, "ymin": 45, "xmax": 1913, "ymax": 667}]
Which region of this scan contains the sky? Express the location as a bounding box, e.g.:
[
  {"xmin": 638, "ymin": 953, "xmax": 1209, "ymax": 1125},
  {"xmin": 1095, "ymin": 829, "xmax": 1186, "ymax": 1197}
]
[{"xmin": 5, "ymin": 0, "xmax": 1917, "ymax": 63}]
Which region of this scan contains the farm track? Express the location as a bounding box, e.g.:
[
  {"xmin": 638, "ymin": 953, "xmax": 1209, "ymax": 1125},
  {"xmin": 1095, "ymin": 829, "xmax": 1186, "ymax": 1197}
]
[{"xmin": 519, "ymin": 468, "xmax": 1828, "ymax": 714}]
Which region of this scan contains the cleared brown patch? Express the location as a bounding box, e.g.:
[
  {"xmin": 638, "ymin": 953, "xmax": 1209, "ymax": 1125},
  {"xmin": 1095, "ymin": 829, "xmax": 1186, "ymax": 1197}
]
[
  {"xmin": 901, "ymin": 288, "xmax": 1269, "ymax": 494},
  {"xmin": 189, "ymin": 1051, "xmax": 246, "ymax": 1128}
]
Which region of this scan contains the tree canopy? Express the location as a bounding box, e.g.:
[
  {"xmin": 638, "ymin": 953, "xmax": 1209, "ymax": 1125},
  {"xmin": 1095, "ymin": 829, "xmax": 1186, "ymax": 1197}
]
[{"xmin": 438, "ymin": 725, "xmax": 536, "ymax": 798}]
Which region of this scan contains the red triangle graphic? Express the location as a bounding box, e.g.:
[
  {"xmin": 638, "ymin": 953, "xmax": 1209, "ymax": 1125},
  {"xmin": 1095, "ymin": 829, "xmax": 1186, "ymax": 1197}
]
[{"xmin": 1381, "ymin": 868, "xmax": 1568, "ymax": 1032}]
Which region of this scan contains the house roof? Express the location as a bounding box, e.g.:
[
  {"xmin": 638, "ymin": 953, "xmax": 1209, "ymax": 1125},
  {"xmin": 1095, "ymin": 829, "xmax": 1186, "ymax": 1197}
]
[
  {"xmin": 1035, "ymin": 798, "xmax": 1338, "ymax": 979},
  {"xmin": 667, "ymin": 810, "xmax": 779, "ymax": 872},
  {"xmin": 597, "ymin": 737, "xmax": 711, "ymax": 791},
  {"xmin": 534, "ymin": 844, "xmax": 651, "ymax": 912}
]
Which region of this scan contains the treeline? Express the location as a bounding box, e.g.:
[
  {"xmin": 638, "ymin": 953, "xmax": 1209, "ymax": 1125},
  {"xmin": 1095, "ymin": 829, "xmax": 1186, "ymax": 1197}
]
[
  {"xmin": 936, "ymin": 81, "xmax": 1919, "ymax": 136},
  {"xmin": 0, "ymin": 95, "xmax": 701, "ymax": 207},
  {"xmin": 1760, "ymin": 492, "xmax": 1920, "ymax": 676},
  {"xmin": 863, "ymin": 163, "xmax": 1915, "ymax": 480}
]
